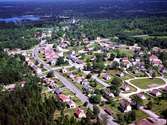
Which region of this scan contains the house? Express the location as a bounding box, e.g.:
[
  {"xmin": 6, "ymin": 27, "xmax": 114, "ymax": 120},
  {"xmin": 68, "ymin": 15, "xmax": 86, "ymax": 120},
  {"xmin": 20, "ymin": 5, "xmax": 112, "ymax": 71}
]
[
  {"xmin": 62, "ymin": 68, "xmax": 68, "ymax": 74},
  {"xmin": 116, "ymin": 72, "xmax": 125, "ymax": 77},
  {"xmin": 149, "ymin": 55, "xmax": 162, "ymax": 66},
  {"xmin": 58, "ymin": 94, "xmax": 70, "ymax": 102},
  {"xmin": 74, "ymin": 108, "xmax": 86, "ymax": 118},
  {"xmin": 122, "ymin": 57, "xmax": 132, "ymax": 68},
  {"xmin": 108, "ymin": 93, "xmax": 115, "ymax": 98},
  {"xmin": 4, "ymin": 81, "xmax": 26, "ymax": 91},
  {"xmin": 75, "ymin": 77, "xmax": 83, "ymax": 84},
  {"xmin": 113, "ymin": 58, "xmax": 121, "ymax": 63},
  {"xmin": 136, "ymin": 92, "xmax": 146, "ymax": 100},
  {"xmin": 67, "ymin": 100, "xmax": 76, "ymax": 108},
  {"xmin": 103, "ymin": 73, "xmax": 111, "ymax": 81},
  {"xmin": 36, "ymin": 68, "xmax": 42, "ymax": 75},
  {"xmin": 54, "ymin": 88, "xmax": 62, "ymax": 95},
  {"xmin": 121, "ymin": 84, "xmax": 130, "ymax": 92},
  {"xmin": 82, "ymin": 79, "xmax": 89, "ymax": 86},
  {"xmin": 43, "ymin": 44, "xmax": 59, "ymax": 65},
  {"xmin": 120, "ymin": 99, "xmax": 132, "ymax": 112},
  {"xmin": 133, "ymin": 57, "xmax": 141, "ymax": 66},
  {"xmin": 149, "ymin": 89, "xmax": 161, "ymax": 97},
  {"xmin": 83, "ymin": 84, "xmax": 92, "ymax": 93},
  {"xmin": 68, "ymin": 73, "xmax": 75, "ymax": 80}
]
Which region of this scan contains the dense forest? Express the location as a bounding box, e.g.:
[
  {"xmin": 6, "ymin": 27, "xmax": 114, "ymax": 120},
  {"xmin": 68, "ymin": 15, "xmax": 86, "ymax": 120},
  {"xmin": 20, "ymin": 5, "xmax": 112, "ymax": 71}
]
[
  {"xmin": 0, "ymin": 52, "xmax": 33, "ymax": 85},
  {"xmin": 0, "ymin": 28, "xmax": 38, "ymax": 50}
]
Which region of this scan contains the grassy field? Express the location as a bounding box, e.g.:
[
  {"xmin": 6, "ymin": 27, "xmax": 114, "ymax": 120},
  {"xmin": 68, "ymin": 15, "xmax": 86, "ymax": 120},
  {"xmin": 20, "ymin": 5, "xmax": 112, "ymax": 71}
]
[
  {"xmin": 118, "ymin": 49, "xmax": 134, "ymax": 58},
  {"xmin": 130, "ymin": 78, "xmax": 165, "ymax": 89}
]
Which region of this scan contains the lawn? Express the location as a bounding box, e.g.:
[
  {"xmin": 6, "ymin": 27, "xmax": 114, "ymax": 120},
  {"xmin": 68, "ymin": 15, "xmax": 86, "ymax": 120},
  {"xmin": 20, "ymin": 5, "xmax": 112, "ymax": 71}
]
[
  {"xmin": 135, "ymin": 110, "xmax": 148, "ymax": 121},
  {"xmin": 121, "ymin": 74, "xmax": 135, "ymax": 80},
  {"xmin": 104, "ymin": 101, "xmax": 147, "ymax": 122},
  {"xmin": 151, "ymin": 99, "xmax": 167, "ymax": 116},
  {"xmin": 130, "ymin": 78, "xmax": 165, "ymax": 89},
  {"xmin": 118, "ymin": 49, "xmax": 134, "ymax": 58},
  {"xmin": 63, "ymin": 88, "xmax": 83, "ymax": 106}
]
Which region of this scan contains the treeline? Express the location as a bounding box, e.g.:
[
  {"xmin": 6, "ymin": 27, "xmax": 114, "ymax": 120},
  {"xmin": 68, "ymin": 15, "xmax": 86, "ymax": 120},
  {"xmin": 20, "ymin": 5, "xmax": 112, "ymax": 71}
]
[
  {"xmin": 0, "ymin": 52, "xmax": 33, "ymax": 85},
  {"xmin": 79, "ymin": 17, "xmax": 167, "ymax": 38},
  {"xmin": 62, "ymin": 17, "xmax": 167, "ymax": 49},
  {"xmin": 0, "ymin": 27, "xmax": 38, "ymax": 50}
]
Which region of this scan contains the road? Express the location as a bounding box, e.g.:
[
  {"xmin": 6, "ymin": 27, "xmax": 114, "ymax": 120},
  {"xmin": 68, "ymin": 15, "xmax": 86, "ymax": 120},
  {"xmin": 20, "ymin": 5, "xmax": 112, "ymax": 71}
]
[
  {"xmin": 139, "ymin": 106, "xmax": 159, "ymax": 119},
  {"xmin": 92, "ymin": 74, "xmax": 110, "ymax": 87},
  {"xmin": 52, "ymin": 65, "xmax": 72, "ymax": 71},
  {"xmin": 32, "ymin": 45, "xmax": 118, "ymax": 125}
]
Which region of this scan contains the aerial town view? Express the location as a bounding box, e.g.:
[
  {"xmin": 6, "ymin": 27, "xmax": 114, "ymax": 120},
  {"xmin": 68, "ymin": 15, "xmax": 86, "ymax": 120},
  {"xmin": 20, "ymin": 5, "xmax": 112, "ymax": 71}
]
[{"xmin": 0, "ymin": 0, "xmax": 167, "ymax": 125}]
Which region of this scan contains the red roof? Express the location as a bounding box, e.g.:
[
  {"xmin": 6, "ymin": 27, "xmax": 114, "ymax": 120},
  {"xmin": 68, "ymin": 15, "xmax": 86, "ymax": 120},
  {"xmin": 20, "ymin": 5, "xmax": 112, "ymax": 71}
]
[
  {"xmin": 58, "ymin": 94, "xmax": 70, "ymax": 102},
  {"xmin": 122, "ymin": 57, "xmax": 129, "ymax": 64},
  {"xmin": 149, "ymin": 55, "xmax": 158, "ymax": 60},
  {"xmin": 75, "ymin": 108, "xmax": 83, "ymax": 117}
]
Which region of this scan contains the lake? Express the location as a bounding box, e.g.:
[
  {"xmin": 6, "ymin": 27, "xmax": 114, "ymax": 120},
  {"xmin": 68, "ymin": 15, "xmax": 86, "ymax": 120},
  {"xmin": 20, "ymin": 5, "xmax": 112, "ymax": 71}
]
[{"xmin": 0, "ymin": 15, "xmax": 40, "ymax": 23}]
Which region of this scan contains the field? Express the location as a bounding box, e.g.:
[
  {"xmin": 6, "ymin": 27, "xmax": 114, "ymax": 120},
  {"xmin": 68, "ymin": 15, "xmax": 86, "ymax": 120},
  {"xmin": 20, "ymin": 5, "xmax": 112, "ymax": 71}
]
[{"xmin": 130, "ymin": 78, "xmax": 165, "ymax": 89}]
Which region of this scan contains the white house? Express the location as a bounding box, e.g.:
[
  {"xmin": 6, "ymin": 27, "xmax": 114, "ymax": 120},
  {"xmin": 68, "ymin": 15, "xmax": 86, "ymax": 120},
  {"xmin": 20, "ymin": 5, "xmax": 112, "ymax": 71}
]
[{"xmin": 67, "ymin": 100, "xmax": 76, "ymax": 109}]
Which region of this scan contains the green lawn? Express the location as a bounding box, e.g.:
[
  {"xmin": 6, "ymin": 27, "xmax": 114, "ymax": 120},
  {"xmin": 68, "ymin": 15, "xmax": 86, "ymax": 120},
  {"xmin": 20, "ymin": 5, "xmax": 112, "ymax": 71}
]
[
  {"xmin": 121, "ymin": 74, "xmax": 135, "ymax": 80},
  {"xmin": 151, "ymin": 99, "xmax": 167, "ymax": 116},
  {"xmin": 118, "ymin": 49, "xmax": 134, "ymax": 58},
  {"xmin": 63, "ymin": 88, "xmax": 83, "ymax": 106},
  {"xmin": 130, "ymin": 78, "xmax": 165, "ymax": 89},
  {"xmin": 135, "ymin": 110, "xmax": 148, "ymax": 121}
]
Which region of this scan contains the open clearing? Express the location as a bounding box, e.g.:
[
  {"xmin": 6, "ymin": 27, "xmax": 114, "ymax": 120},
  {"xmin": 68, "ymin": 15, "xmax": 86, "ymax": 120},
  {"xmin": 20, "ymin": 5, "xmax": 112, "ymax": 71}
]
[{"xmin": 130, "ymin": 78, "xmax": 165, "ymax": 89}]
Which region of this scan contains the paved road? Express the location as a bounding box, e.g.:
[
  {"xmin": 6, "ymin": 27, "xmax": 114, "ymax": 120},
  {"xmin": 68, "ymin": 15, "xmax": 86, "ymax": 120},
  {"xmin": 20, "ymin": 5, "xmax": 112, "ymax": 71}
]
[
  {"xmin": 139, "ymin": 106, "xmax": 159, "ymax": 119},
  {"xmin": 32, "ymin": 45, "xmax": 118, "ymax": 125},
  {"xmin": 92, "ymin": 74, "xmax": 110, "ymax": 87},
  {"xmin": 52, "ymin": 65, "xmax": 72, "ymax": 71}
]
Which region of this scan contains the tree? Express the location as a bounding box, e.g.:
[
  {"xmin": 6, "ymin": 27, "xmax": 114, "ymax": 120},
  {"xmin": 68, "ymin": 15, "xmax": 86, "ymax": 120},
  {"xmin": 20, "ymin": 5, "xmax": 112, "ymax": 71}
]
[
  {"xmin": 146, "ymin": 100, "xmax": 153, "ymax": 110},
  {"xmin": 93, "ymin": 61, "xmax": 105, "ymax": 72},
  {"xmin": 56, "ymin": 57, "xmax": 67, "ymax": 66},
  {"xmin": 110, "ymin": 61, "xmax": 119, "ymax": 69},
  {"xmin": 111, "ymin": 77, "xmax": 123, "ymax": 87},
  {"xmin": 116, "ymin": 113, "xmax": 125, "ymax": 125},
  {"xmin": 47, "ymin": 71, "xmax": 54, "ymax": 78},
  {"xmin": 131, "ymin": 95, "xmax": 144, "ymax": 107},
  {"xmin": 93, "ymin": 105, "xmax": 100, "ymax": 117},
  {"xmin": 86, "ymin": 108, "xmax": 95, "ymax": 119},
  {"xmin": 109, "ymin": 77, "xmax": 122, "ymax": 96},
  {"xmin": 89, "ymin": 94, "xmax": 101, "ymax": 104},
  {"xmin": 160, "ymin": 109, "xmax": 167, "ymax": 119},
  {"xmin": 151, "ymin": 71, "xmax": 156, "ymax": 78}
]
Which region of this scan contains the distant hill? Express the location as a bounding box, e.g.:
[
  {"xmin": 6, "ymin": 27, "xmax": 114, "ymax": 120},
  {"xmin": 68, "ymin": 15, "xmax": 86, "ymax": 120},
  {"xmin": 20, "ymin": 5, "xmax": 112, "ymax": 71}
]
[{"xmin": 0, "ymin": 0, "xmax": 166, "ymax": 20}]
